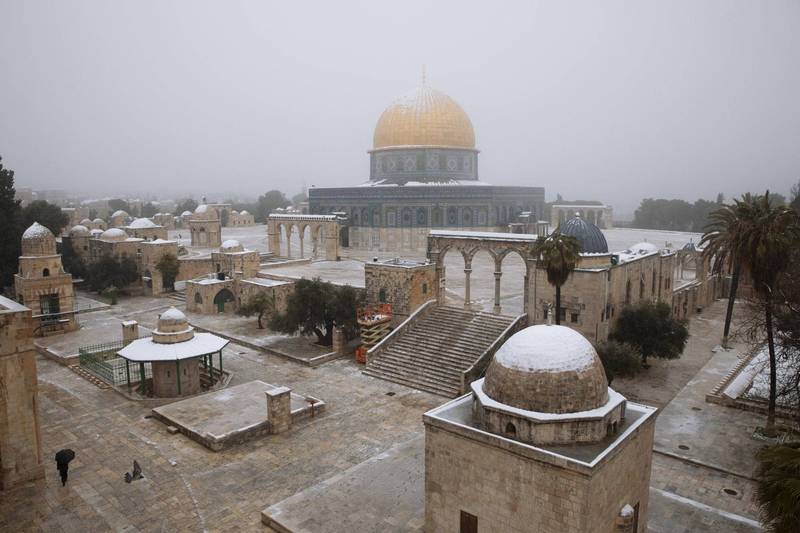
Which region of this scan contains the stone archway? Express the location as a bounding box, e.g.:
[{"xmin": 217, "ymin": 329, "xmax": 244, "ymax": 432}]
[{"xmin": 213, "ymin": 288, "xmax": 235, "ymax": 313}]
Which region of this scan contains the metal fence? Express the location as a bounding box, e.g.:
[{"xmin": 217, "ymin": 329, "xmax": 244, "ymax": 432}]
[{"xmin": 78, "ymin": 338, "xmax": 152, "ymax": 386}]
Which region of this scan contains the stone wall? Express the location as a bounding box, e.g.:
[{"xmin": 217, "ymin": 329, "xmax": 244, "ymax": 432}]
[
  {"xmin": 364, "ymin": 260, "xmax": 436, "ymax": 317},
  {"xmin": 151, "ymin": 358, "xmax": 201, "ymax": 397},
  {"xmin": 178, "ymin": 257, "xmax": 215, "ymax": 282},
  {"xmin": 0, "ymin": 298, "xmax": 45, "ymax": 489}
]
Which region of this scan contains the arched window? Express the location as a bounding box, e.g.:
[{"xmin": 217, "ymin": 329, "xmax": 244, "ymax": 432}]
[
  {"xmin": 422, "ymin": 283, "xmax": 428, "ymax": 295},
  {"xmin": 42, "ymin": 268, "xmax": 50, "ymax": 277},
  {"xmin": 505, "ymin": 422, "xmax": 517, "ymax": 436},
  {"xmin": 194, "ymin": 292, "xmax": 203, "ymax": 304},
  {"xmin": 378, "ymin": 288, "xmax": 387, "ymax": 303}
]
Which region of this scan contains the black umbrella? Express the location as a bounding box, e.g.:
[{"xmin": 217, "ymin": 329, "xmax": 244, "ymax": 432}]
[{"xmin": 55, "ymin": 449, "xmax": 75, "ymax": 486}]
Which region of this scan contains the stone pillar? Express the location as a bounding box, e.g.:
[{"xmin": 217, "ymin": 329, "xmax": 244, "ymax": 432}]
[
  {"xmin": 266, "ymin": 386, "xmax": 292, "ymax": 434},
  {"xmin": 332, "ymin": 327, "xmax": 346, "ymax": 355},
  {"xmin": 267, "ymin": 221, "xmax": 280, "ymax": 255},
  {"xmin": 299, "ymin": 234, "xmax": 304, "ymax": 258},
  {"xmin": 122, "ymin": 320, "xmax": 139, "ymax": 346},
  {"xmin": 285, "ymin": 226, "xmax": 292, "ymax": 259},
  {"xmin": 324, "ymin": 223, "xmax": 340, "ymax": 260},
  {"xmin": 493, "ymin": 270, "xmax": 502, "ymax": 314},
  {"xmin": 463, "ymin": 267, "xmax": 472, "ymax": 309}
]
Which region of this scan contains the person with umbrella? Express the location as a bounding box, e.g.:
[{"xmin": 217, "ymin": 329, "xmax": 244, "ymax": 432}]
[{"xmin": 55, "ymin": 449, "xmax": 75, "ymax": 486}]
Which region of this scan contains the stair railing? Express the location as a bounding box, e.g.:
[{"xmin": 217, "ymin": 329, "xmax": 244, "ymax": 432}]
[
  {"xmin": 460, "ymin": 314, "xmax": 528, "ymax": 394},
  {"xmin": 365, "ymin": 299, "xmax": 437, "ymax": 364}
]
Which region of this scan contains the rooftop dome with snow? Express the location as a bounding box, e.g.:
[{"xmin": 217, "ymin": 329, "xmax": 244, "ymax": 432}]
[
  {"xmin": 483, "ymin": 325, "xmax": 609, "ymax": 414},
  {"xmin": 93, "ymin": 217, "xmax": 105, "ymax": 224},
  {"xmin": 220, "ymin": 239, "xmax": 244, "ymax": 253},
  {"xmin": 80, "ymin": 218, "xmax": 93, "ymax": 226},
  {"xmin": 128, "ymin": 217, "xmax": 159, "ymax": 229},
  {"xmin": 629, "ymin": 241, "xmax": 659, "ymax": 255},
  {"xmin": 471, "ymin": 324, "xmax": 627, "ymax": 446},
  {"xmin": 557, "ymin": 213, "xmax": 609, "ymax": 254},
  {"xmin": 152, "ymin": 307, "xmax": 194, "ymax": 344},
  {"xmin": 100, "ymin": 228, "xmax": 128, "ymax": 242},
  {"xmin": 111, "ymin": 210, "xmax": 129, "ymax": 219},
  {"xmin": 69, "ymin": 224, "xmax": 90, "ymax": 237},
  {"xmin": 21, "ymin": 222, "xmax": 57, "ymax": 256}
]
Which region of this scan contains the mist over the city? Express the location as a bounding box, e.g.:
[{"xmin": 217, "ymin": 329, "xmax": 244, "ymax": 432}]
[{"xmin": 2, "ymin": 1, "xmax": 799, "ymax": 216}]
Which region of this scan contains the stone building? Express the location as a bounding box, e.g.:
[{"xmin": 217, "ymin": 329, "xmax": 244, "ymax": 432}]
[
  {"xmin": 308, "ymin": 81, "xmax": 545, "ymax": 251},
  {"xmin": 207, "ymin": 203, "xmax": 233, "ymax": 226},
  {"xmin": 229, "ymin": 209, "xmax": 255, "ymax": 226},
  {"xmin": 89, "ymin": 228, "xmax": 144, "ymax": 263},
  {"xmin": 0, "ymin": 296, "xmax": 45, "ymax": 489},
  {"xmin": 118, "ymin": 308, "xmax": 228, "ymax": 398},
  {"xmin": 124, "ymin": 217, "xmax": 169, "ymax": 241},
  {"xmin": 551, "ymin": 201, "xmax": 614, "ymax": 229},
  {"xmin": 64, "ymin": 224, "xmax": 92, "ymax": 262},
  {"xmin": 14, "ymin": 223, "xmax": 77, "ymax": 335},
  {"xmin": 364, "ymin": 258, "xmax": 436, "ymax": 320},
  {"xmin": 190, "ymin": 204, "xmax": 222, "ymax": 248},
  {"xmin": 424, "ymin": 324, "xmax": 656, "ymax": 533},
  {"xmin": 141, "ymin": 239, "xmax": 180, "ymax": 296},
  {"xmin": 152, "ymin": 212, "xmax": 176, "ymax": 229},
  {"xmin": 267, "ymin": 214, "xmax": 341, "ymax": 261}
]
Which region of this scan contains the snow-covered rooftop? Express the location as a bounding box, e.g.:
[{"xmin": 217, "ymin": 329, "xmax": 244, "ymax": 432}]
[
  {"xmin": 128, "ymin": 217, "xmax": 160, "ymax": 229},
  {"xmin": 118, "ymin": 332, "xmax": 229, "ymax": 362},
  {"xmin": 22, "ymin": 222, "xmax": 54, "ymax": 240},
  {"xmin": 429, "ymin": 229, "xmax": 538, "ymax": 242},
  {"xmin": 359, "ymin": 178, "xmax": 492, "ymax": 187}
]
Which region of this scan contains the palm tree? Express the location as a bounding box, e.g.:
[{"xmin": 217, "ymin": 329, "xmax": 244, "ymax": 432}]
[
  {"xmin": 531, "ymin": 233, "xmax": 581, "ymax": 325},
  {"xmin": 756, "ymin": 443, "xmax": 800, "ymax": 532},
  {"xmin": 701, "ymin": 194, "xmax": 756, "ymax": 348},
  {"xmin": 737, "ymin": 192, "xmax": 799, "ymax": 436}
]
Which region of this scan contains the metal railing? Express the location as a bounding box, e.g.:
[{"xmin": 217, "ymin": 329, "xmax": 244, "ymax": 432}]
[{"xmin": 78, "ymin": 337, "xmax": 152, "ymax": 386}]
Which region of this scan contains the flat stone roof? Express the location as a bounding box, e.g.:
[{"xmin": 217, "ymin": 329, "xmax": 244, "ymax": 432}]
[{"xmin": 424, "ymin": 394, "xmax": 657, "ymax": 473}]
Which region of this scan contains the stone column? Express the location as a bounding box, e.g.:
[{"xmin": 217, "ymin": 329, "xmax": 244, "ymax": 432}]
[
  {"xmin": 332, "ymin": 327, "xmax": 346, "ymax": 355},
  {"xmin": 122, "ymin": 320, "xmax": 139, "ymax": 346},
  {"xmin": 266, "ymin": 386, "xmax": 292, "ymax": 434},
  {"xmin": 285, "ymin": 226, "xmax": 292, "ymax": 259},
  {"xmin": 299, "ymin": 233, "xmax": 304, "ymax": 259},
  {"xmin": 463, "ymin": 265, "xmax": 472, "ymax": 309},
  {"xmin": 267, "ymin": 221, "xmax": 280, "ymax": 255},
  {"xmin": 493, "ymin": 270, "xmax": 502, "ymax": 314}
]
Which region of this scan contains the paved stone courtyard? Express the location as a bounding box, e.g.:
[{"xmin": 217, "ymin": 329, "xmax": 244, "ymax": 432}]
[{"xmin": 0, "ymin": 292, "xmax": 771, "ymax": 532}]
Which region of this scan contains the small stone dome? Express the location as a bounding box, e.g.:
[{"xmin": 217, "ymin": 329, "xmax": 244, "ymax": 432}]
[
  {"xmin": 681, "ymin": 240, "xmax": 698, "ymax": 252},
  {"xmin": 111, "ymin": 210, "xmax": 129, "ymax": 219},
  {"xmin": 558, "ymin": 214, "xmax": 609, "ymax": 254},
  {"xmin": 483, "ymin": 325, "xmax": 609, "ymax": 414},
  {"xmin": 153, "ymin": 307, "xmax": 194, "ymax": 344},
  {"xmin": 181, "ymin": 210, "xmax": 193, "ymax": 217},
  {"xmin": 240, "ymin": 210, "xmax": 250, "ymax": 216},
  {"xmin": 128, "ymin": 217, "xmax": 158, "ymax": 229},
  {"xmin": 90, "ymin": 229, "xmax": 104, "ymax": 237},
  {"xmin": 100, "ymin": 228, "xmax": 128, "ymax": 242},
  {"xmin": 21, "ymin": 222, "xmax": 57, "ymax": 256},
  {"xmin": 69, "ymin": 224, "xmax": 90, "ymax": 237},
  {"xmin": 630, "ymin": 241, "xmax": 658, "ymax": 255},
  {"xmin": 93, "ymin": 217, "xmax": 105, "ymax": 224},
  {"xmin": 80, "ymin": 218, "xmax": 93, "ymax": 226},
  {"xmin": 193, "ymin": 204, "xmax": 217, "ymax": 221},
  {"xmin": 220, "ymin": 239, "xmax": 243, "ymax": 252}
]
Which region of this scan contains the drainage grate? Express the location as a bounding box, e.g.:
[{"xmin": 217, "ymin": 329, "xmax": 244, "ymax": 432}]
[
  {"xmin": 723, "ymin": 488, "xmax": 738, "ymax": 496},
  {"xmin": 678, "ymin": 444, "xmax": 690, "ymax": 451},
  {"xmin": 385, "ymin": 392, "xmax": 396, "ymax": 397},
  {"xmin": 691, "ymin": 407, "xmax": 702, "ymax": 411}
]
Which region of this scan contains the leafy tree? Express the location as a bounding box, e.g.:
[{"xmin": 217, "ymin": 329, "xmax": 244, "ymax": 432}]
[
  {"xmin": 85, "ymin": 256, "xmax": 139, "ymax": 292},
  {"xmin": 237, "ymin": 291, "xmax": 275, "ymax": 329},
  {"xmin": 701, "ymin": 194, "xmax": 756, "ymax": 348},
  {"xmin": 255, "ymin": 190, "xmax": 289, "ymax": 222},
  {"xmin": 768, "ymin": 193, "xmax": 787, "ymax": 208},
  {"xmin": 736, "ymin": 191, "xmax": 799, "ymax": 436},
  {"xmin": 61, "ymin": 240, "xmax": 87, "ymax": 279},
  {"xmin": 610, "ymin": 301, "xmax": 689, "ymax": 366},
  {"xmin": 595, "ymin": 340, "xmax": 643, "ymax": 385},
  {"xmin": 155, "ymin": 253, "xmax": 179, "ymax": 291},
  {"xmin": 108, "ymin": 199, "xmax": 130, "ymax": 213},
  {"xmin": 0, "ymin": 156, "xmax": 21, "ymax": 288},
  {"xmin": 329, "ymin": 284, "xmax": 361, "ymax": 340},
  {"xmin": 140, "ymin": 202, "xmax": 157, "ymax": 218},
  {"xmin": 530, "ymin": 233, "xmax": 581, "ymax": 325},
  {"xmin": 20, "ymin": 200, "xmax": 69, "ymax": 237},
  {"xmin": 716, "ymin": 192, "xmax": 725, "ymax": 204},
  {"xmin": 174, "ymin": 198, "xmax": 198, "ymax": 215},
  {"xmin": 756, "ymin": 443, "xmax": 800, "ymax": 533},
  {"xmin": 269, "ymin": 278, "xmax": 360, "ymax": 345}
]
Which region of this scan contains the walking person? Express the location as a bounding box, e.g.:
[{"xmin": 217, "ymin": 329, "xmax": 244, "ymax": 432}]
[{"xmin": 55, "ymin": 449, "xmax": 75, "ymax": 486}]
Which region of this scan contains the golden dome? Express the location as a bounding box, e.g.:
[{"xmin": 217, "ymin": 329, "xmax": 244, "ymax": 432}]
[{"xmin": 373, "ymin": 85, "xmax": 475, "ymax": 149}]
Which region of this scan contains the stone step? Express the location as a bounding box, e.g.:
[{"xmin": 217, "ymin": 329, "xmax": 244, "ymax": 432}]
[
  {"xmin": 362, "ymin": 367, "xmax": 459, "ymax": 397},
  {"xmin": 369, "ymin": 355, "xmax": 466, "ymax": 383},
  {"xmin": 392, "ymin": 334, "xmax": 499, "ymax": 355},
  {"xmin": 385, "ymin": 345, "xmax": 479, "ymax": 368}
]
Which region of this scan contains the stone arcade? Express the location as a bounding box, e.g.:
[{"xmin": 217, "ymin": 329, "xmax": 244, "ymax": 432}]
[{"xmin": 424, "ymin": 324, "xmax": 656, "ymax": 533}]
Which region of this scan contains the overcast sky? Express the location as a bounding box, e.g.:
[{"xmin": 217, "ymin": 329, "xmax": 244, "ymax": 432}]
[{"xmin": 2, "ymin": 1, "xmax": 799, "ymax": 214}]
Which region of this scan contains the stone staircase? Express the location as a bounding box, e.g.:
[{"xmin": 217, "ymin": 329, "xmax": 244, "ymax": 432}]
[
  {"xmin": 363, "ymin": 306, "xmax": 519, "ymax": 397},
  {"xmin": 166, "ymin": 291, "xmax": 186, "ymax": 305}
]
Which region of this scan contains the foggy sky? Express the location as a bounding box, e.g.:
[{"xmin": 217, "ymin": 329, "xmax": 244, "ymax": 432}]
[{"xmin": 2, "ymin": 1, "xmax": 799, "ymax": 215}]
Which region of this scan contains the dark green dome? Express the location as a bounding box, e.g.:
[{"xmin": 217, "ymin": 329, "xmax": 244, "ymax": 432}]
[{"xmin": 558, "ymin": 214, "xmax": 608, "ymax": 253}]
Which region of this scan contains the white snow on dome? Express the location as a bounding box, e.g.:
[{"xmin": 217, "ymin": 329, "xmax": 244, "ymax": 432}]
[
  {"xmin": 93, "ymin": 218, "xmax": 105, "ymax": 223},
  {"xmin": 231, "ymin": 210, "xmax": 239, "ymax": 215},
  {"xmin": 111, "ymin": 210, "xmax": 129, "ymax": 218},
  {"xmin": 181, "ymin": 210, "xmax": 192, "ymax": 216},
  {"xmin": 220, "ymin": 239, "xmax": 243, "ymax": 251},
  {"xmin": 159, "ymin": 307, "xmax": 187, "ymax": 323},
  {"xmin": 22, "ymin": 222, "xmax": 54, "ymax": 240},
  {"xmin": 195, "ymin": 204, "xmax": 208, "ymax": 213},
  {"xmin": 100, "ymin": 228, "xmax": 128, "ymax": 241},
  {"xmin": 240, "ymin": 210, "xmax": 250, "ymax": 215},
  {"xmin": 80, "ymin": 218, "xmax": 92, "ymax": 225},
  {"xmin": 493, "ymin": 325, "xmax": 598, "ymax": 373},
  {"xmin": 70, "ymin": 224, "xmax": 90, "ymax": 236},
  {"xmin": 128, "ymin": 217, "xmax": 158, "ymax": 229},
  {"xmin": 90, "ymin": 229, "xmax": 104, "ymax": 236}
]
